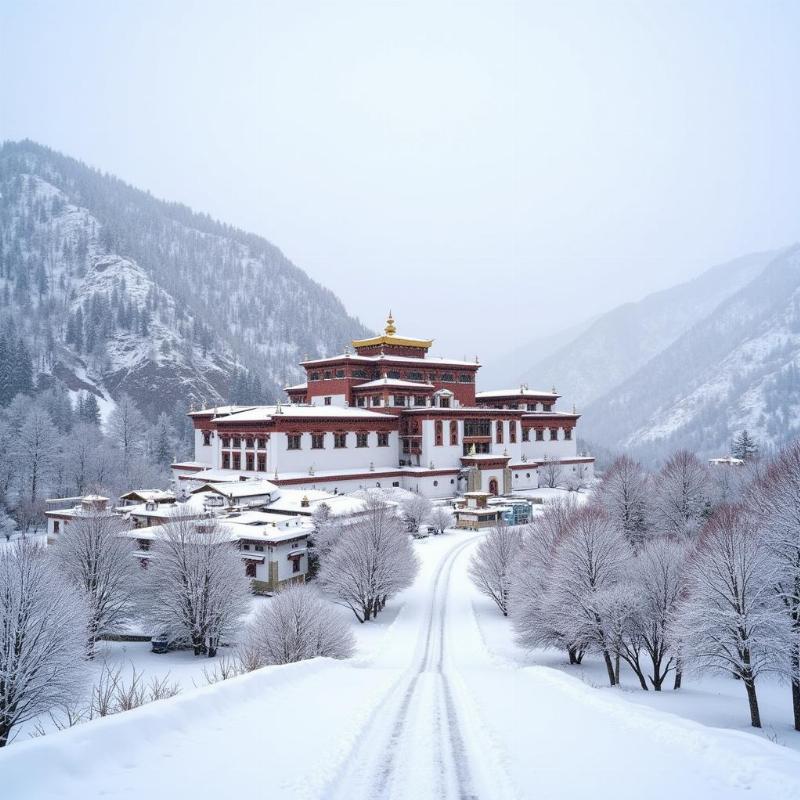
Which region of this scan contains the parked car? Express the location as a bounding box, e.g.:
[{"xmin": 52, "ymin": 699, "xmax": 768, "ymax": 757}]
[
  {"xmin": 150, "ymin": 635, "xmax": 170, "ymax": 654},
  {"xmin": 413, "ymin": 524, "xmax": 435, "ymax": 539}
]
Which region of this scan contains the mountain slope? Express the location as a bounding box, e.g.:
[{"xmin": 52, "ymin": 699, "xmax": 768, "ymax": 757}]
[
  {"xmin": 508, "ymin": 251, "xmax": 776, "ymax": 407},
  {"xmin": 583, "ymin": 246, "xmax": 800, "ymax": 459},
  {"xmin": 0, "ymin": 140, "xmax": 370, "ymax": 415}
]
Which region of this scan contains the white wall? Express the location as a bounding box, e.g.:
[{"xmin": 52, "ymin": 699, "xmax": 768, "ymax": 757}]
[
  {"xmin": 194, "ymin": 429, "xmax": 216, "ymax": 466},
  {"xmin": 309, "ymin": 394, "xmax": 347, "ymax": 407},
  {"xmin": 521, "ymin": 428, "xmax": 578, "ymax": 462},
  {"xmin": 271, "ymin": 431, "xmax": 400, "ymax": 475}
]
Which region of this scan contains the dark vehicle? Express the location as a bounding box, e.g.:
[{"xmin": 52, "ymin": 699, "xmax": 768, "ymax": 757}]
[{"xmin": 150, "ymin": 635, "xmax": 170, "ymax": 654}]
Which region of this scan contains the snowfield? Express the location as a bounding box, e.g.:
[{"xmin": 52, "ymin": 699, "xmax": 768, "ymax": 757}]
[{"xmin": 4, "ymin": 532, "xmax": 800, "ymax": 799}]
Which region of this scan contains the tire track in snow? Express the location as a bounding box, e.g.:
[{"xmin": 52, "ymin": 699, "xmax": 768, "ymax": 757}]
[{"xmin": 324, "ymin": 536, "xmax": 479, "ymax": 800}]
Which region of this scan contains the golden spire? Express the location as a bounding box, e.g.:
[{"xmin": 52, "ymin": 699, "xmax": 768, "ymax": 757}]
[{"xmin": 384, "ymin": 310, "xmax": 396, "ymax": 336}]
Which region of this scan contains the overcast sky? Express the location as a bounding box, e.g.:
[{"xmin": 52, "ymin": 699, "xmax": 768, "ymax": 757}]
[{"xmin": 1, "ymin": 1, "xmax": 798, "ymax": 357}]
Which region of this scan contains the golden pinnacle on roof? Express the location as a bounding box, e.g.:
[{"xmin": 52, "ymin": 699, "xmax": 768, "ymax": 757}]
[{"xmin": 384, "ymin": 310, "xmax": 396, "ymax": 336}]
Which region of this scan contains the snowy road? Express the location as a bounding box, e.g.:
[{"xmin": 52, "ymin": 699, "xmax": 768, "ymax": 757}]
[{"xmin": 4, "ymin": 532, "xmax": 800, "ymax": 799}]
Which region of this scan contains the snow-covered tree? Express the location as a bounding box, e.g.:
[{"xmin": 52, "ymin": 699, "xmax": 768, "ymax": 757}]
[
  {"xmin": 635, "ymin": 537, "xmax": 687, "ymax": 690},
  {"xmin": 401, "ymin": 493, "xmax": 433, "ymax": 532},
  {"xmin": 319, "ymin": 496, "xmax": 418, "ymax": 622},
  {"xmin": 242, "ymin": 584, "xmax": 354, "ymax": 666},
  {"xmin": 653, "ymin": 450, "xmax": 710, "ymax": 537},
  {"xmin": 307, "ymin": 501, "xmax": 344, "ymax": 579},
  {"xmin": 0, "ymin": 508, "xmax": 17, "ymax": 542},
  {"xmin": 546, "ymin": 505, "xmax": 631, "ymax": 685},
  {"xmin": 428, "ymin": 505, "xmax": 454, "ymax": 535},
  {"xmin": 468, "ymin": 524, "xmax": 522, "ymax": 616},
  {"xmin": 15, "ymin": 403, "xmax": 59, "ymax": 504},
  {"xmin": 143, "ymin": 518, "xmax": 250, "ymax": 656},
  {"xmin": 731, "ymin": 430, "xmax": 759, "ymax": 462},
  {"xmin": 511, "ymin": 496, "xmax": 582, "ymax": 662},
  {"xmin": 107, "ymin": 394, "xmax": 147, "ymax": 465},
  {"xmin": 746, "ymin": 441, "xmax": 800, "ymax": 730},
  {"xmin": 540, "ymin": 455, "xmax": 562, "ymax": 489},
  {"xmin": 597, "ymin": 455, "xmax": 650, "ymax": 548},
  {"xmin": 0, "ymin": 541, "xmax": 88, "ymax": 746},
  {"xmin": 52, "ymin": 512, "xmax": 140, "ymax": 654},
  {"xmin": 675, "ymin": 505, "xmax": 784, "ymax": 728}
]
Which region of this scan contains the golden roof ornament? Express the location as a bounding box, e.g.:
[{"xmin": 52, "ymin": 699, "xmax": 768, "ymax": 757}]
[{"xmin": 384, "ymin": 310, "xmax": 396, "ymax": 336}]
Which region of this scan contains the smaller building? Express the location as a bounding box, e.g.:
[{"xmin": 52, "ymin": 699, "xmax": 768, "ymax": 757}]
[
  {"xmin": 453, "ymin": 492, "xmax": 507, "ymax": 530},
  {"xmin": 44, "ymin": 495, "xmax": 111, "ymax": 542}
]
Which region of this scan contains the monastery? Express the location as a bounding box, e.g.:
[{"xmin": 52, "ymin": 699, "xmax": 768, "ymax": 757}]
[{"xmin": 172, "ymin": 314, "xmax": 594, "ymax": 499}]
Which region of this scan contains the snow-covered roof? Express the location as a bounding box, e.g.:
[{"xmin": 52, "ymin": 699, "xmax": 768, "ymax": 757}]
[
  {"xmin": 188, "ymin": 405, "xmax": 255, "ymax": 417},
  {"xmin": 119, "ymin": 490, "xmax": 175, "ymax": 503},
  {"xmin": 190, "ymin": 480, "xmax": 279, "ymax": 498},
  {"xmin": 266, "ymin": 489, "xmax": 336, "ymax": 514},
  {"xmin": 284, "ymin": 382, "xmax": 308, "ymax": 392},
  {"xmin": 213, "ymin": 405, "xmax": 395, "ymax": 423},
  {"xmin": 301, "ymin": 353, "xmax": 480, "ymax": 367},
  {"xmin": 476, "ymin": 388, "xmax": 558, "ymax": 399},
  {"xmin": 181, "ymin": 468, "xmax": 249, "ymax": 483},
  {"xmin": 353, "ymin": 378, "xmax": 435, "ymax": 390}
]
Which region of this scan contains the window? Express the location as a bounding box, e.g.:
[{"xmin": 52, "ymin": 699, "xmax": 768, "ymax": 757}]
[
  {"xmin": 257, "ymin": 437, "xmax": 267, "ymax": 448},
  {"xmin": 53, "ymin": 520, "xmax": 60, "ymax": 533},
  {"xmin": 324, "ymin": 397, "xmax": 332, "ymax": 406},
  {"xmin": 372, "ymin": 395, "xmax": 381, "ymax": 406},
  {"xmin": 414, "ymin": 395, "xmax": 426, "ymax": 406},
  {"xmin": 433, "ymin": 480, "xmax": 438, "ymax": 487},
  {"xmin": 353, "ymin": 369, "xmax": 368, "ymax": 379},
  {"xmin": 434, "ymin": 420, "xmax": 443, "ymax": 446},
  {"xmin": 222, "ymin": 452, "xmax": 230, "ymax": 469},
  {"xmin": 245, "ymin": 436, "xmax": 254, "ymax": 448},
  {"xmin": 536, "ymin": 429, "xmax": 544, "ymax": 441},
  {"xmin": 292, "ymin": 558, "xmax": 301, "ymax": 574},
  {"xmin": 463, "ymin": 419, "xmax": 490, "ymax": 437},
  {"xmin": 526, "ymin": 472, "xmax": 531, "ymax": 478},
  {"xmin": 392, "ymin": 481, "xmax": 400, "ymax": 487},
  {"xmin": 439, "ymin": 397, "xmax": 450, "ymax": 408},
  {"xmin": 356, "ymin": 432, "xmax": 368, "ymax": 448},
  {"xmin": 257, "ymin": 454, "xmax": 266, "ymax": 471},
  {"xmin": 323, "ymin": 370, "xmax": 332, "ymax": 380},
  {"xmin": 287, "ymin": 434, "xmax": 302, "ymax": 450},
  {"xmin": 564, "ymin": 428, "xmax": 572, "ymax": 440},
  {"xmin": 202, "ymin": 431, "xmax": 212, "ymax": 446},
  {"xmin": 543, "ymin": 403, "xmax": 552, "ymax": 412},
  {"xmin": 522, "ymin": 428, "xmax": 530, "ymax": 442},
  {"xmin": 335, "ymin": 368, "xmax": 345, "ymax": 378},
  {"xmin": 245, "ymin": 562, "xmax": 256, "ymax": 578},
  {"xmin": 356, "ymin": 396, "xmax": 365, "ymax": 406},
  {"xmin": 496, "ymin": 421, "xmax": 503, "ymax": 444},
  {"xmin": 549, "ymin": 428, "xmax": 559, "ymax": 440},
  {"xmin": 312, "ymin": 433, "xmax": 325, "ymax": 449},
  {"xmin": 221, "ymin": 436, "xmax": 231, "ymax": 448},
  {"xmin": 378, "ymin": 432, "xmax": 389, "ymax": 447},
  {"xmin": 255, "ymin": 544, "xmax": 264, "ymax": 552},
  {"xmin": 388, "ymin": 370, "xmax": 401, "ymax": 379},
  {"xmin": 233, "ymin": 436, "xmax": 241, "ymax": 448},
  {"xmin": 459, "ymin": 373, "xmax": 473, "ymax": 383},
  {"xmin": 450, "ymin": 420, "xmax": 458, "ymax": 446},
  {"xmin": 408, "ymin": 371, "xmax": 423, "ymax": 381},
  {"xmin": 245, "ymin": 453, "xmax": 254, "ymax": 471},
  {"xmin": 441, "ymin": 372, "xmax": 455, "ymax": 382},
  {"xmin": 334, "ymin": 433, "xmax": 347, "ymax": 448},
  {"xmin": 510, "ymin": 423, "xmax": 517, "ymax": 444},
  {"xmin": 310, "ymin": 371, "xmax": 320, "ymax": 381},
  {"xmin": 231, "ymin": 452, "xmax": 241, "ymax": 470}
]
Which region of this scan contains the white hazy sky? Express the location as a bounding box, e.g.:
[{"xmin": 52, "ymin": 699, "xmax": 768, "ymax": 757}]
[{"xmin": 1, "ymin": 1, "xmax": 798, "ymax": 356}]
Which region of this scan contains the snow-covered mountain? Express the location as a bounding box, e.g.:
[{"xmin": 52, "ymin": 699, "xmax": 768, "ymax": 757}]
[
  {"xmin": 0, "ymin": 140, "xmax": 369, "ymax": 416},
  {"xmin": 583, "ymin": 246, "xmax": 800, "ymax": 460},
  {"xmin": 506, "ymin": 251, "xmax": 775, "ymax": 409}
]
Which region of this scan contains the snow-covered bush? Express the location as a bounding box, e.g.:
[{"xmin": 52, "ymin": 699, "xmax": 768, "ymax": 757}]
[
  {"xmin": 0, "ymin": 541, "xmax": 88, "ymax": 746},
  {"xmin": 597, "ymin": 455, "xmax": 651, "ymax": 547},
  {"xmin": 653, "ymin": 450, "xmax": 710, "ymax": 537},
  {"xmin": 428, "ymin": 505, "xmax": 454, "ymax": 535},
  {"xmin": 675, "ymin": 505, "xmax": 785, "ymax": 728},
  {"xmin": 242, "ymin": 584, "xmax": 354, "ymax": 666},
  {"xmin": 401, "ymin": 493, "xmax": 433, "ymax": 532},
  {"xmin": 52, "ymin": 512, "xmax": 140, "ymax": 654},
  {"xmin": 319, "ymin": 495, "xmax": 418, "ymax": 622},
  {"xmin": 142, "ymin": 517, "xmax": 251, "ymax": 656},
  {"xmin": 468, "ymin": 524, "xmax": 522, "ymax": 616}
]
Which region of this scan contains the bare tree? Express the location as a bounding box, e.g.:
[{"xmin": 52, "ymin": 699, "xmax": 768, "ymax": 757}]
[
  {"xmin": 511, "ymin": 496, "xmax": 583, "ymax": 662},
  {"xmin": 143, "ymin": 518, "xmax": 251, "ymax": 656},
  {"xmin": 546, "ymin": 505, "xmax": 631, "ymax": 685},
  {"xmin": 401, "ymin": 493, "xmax": 433, "ymax": 532},
  {"xmin": 539, "ymin": 455, "xmax": 562, "ymax": 489},
  {"xmin": 428, "ymin": 505, "xmax": 454, "ymax": 535},
  {"xmin": 653, "ymin": 450, "xmax": 710, "ymax": 537},
  {"xmin": 15, "ymin": 404, "xmax": 59, "ymax": 505},
  {"xmin": 468, "ymin": 524, "xmax": 522, "ymax": 615},
  {"xmin": 52, "ymin": 512, "xmax": 140, "ymax": 654},
  {"xmin": 597, "ymin": 455, "xmax": 650, "ymax": 548},
  {"xmin": 319, "ymin": 496, "xmax": 418, "ymax": 622},
  {"xmin": 243, "ymin": 584, "xmax": 354, "ymax": 666},
  {"xmin": 675, "ymin": 505, "xmax": 784, "ymax": 728},
  {"xmin": 107, "ymin": 393, "xmax": 147, "ymax": 466},
  {"xmin": 0, "ymin": 541, "xmax": 88, "ymax": 746},
  {"xmin": 747, "ymin": 441, "xmax": 800, "ymax": 730}
]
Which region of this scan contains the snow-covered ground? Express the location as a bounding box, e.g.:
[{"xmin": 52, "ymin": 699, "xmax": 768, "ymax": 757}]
[{"xmin": 4, "ymin": 533, "xmax": 800, "ymax": 799}]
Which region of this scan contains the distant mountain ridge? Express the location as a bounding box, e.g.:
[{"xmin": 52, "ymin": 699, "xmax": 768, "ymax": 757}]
[
  {"xmin": 583, "ymin": 245, "xmax": 800, "ymax": 460},
  {"xmin": 0, "ymin": 140, "xmax": 370, "ymax": 416},
  {"xmin": 508, "ymin": 250, "xmax": 776, "ymax": 409}
]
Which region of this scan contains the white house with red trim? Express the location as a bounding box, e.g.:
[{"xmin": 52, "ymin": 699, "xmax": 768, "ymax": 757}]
[{"xmin": 173, "ymin": 313, "xmax": 594, "ymax": 499}]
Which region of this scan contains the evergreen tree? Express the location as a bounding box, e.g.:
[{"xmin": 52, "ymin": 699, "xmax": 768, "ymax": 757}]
[{"xmin": 732, "ymin": 430, "xmax": 759, "ymax": 461}]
